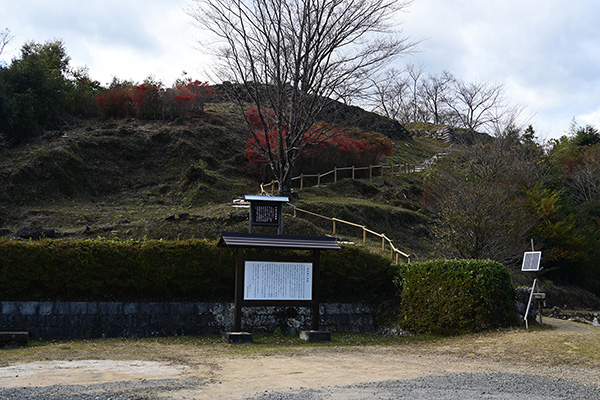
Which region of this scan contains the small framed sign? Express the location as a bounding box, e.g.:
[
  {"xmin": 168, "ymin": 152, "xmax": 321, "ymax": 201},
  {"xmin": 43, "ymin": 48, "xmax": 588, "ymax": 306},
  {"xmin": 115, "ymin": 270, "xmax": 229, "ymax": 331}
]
[
  {"xmin": 521, "ymin": 251, "xmax": 542, "ymax": 271},
  {"xmin": 245, "ymin": 195, "xmax": 289, "ymax": 234}
]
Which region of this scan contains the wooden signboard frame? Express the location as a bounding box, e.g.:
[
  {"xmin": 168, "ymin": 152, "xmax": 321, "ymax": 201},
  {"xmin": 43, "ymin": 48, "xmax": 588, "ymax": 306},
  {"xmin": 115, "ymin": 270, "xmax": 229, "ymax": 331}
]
[{"xmin": 218, "ymin": 232, "xmax": 341, "ymax": 333}]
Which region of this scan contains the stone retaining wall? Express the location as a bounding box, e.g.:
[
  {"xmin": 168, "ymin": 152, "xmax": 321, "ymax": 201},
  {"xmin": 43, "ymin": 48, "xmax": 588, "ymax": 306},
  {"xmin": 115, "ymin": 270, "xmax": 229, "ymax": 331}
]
[{"xmin": 0, "ymin": 301, "xmax": 375, "ymax": 340}]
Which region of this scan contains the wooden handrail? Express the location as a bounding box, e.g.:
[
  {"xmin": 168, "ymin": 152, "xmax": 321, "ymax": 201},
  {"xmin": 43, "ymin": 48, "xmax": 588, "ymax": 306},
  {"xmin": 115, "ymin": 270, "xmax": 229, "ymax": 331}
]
[{"xmin": 289, "ymin": 204, "xmax": 410, "ymax": 264}]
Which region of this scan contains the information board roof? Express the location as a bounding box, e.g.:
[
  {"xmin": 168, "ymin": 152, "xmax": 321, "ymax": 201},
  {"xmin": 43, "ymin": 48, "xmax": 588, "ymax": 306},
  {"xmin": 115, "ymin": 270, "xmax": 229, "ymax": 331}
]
[
  {"xmin": 218, "ymin": 232, "xmax": 341, "ymax": 250},
  {"xmin": 245, "ymin": 195, "xmax": 289, "ymax": 202}
]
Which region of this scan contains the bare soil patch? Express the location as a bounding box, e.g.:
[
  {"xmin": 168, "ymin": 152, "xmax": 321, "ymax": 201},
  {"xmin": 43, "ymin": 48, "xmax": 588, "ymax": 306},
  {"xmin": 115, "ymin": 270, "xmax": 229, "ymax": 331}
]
[{"xmin": 1, "ymin": 318, "xmax": 599, "ymax": 399}]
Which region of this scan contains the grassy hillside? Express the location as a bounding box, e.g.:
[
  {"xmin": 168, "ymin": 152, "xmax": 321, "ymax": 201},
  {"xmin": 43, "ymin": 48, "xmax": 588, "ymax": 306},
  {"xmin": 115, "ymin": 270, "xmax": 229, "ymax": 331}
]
[{"xmin": 0, "ymin": 106, "xmax": 448, "ymax": 258}]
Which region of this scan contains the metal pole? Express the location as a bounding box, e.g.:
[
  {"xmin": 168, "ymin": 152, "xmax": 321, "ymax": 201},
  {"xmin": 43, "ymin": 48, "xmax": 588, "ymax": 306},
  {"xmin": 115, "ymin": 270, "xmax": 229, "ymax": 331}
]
[{"xmin": 524, "ymin": 278, "xmax": 537, "ymax": 330}]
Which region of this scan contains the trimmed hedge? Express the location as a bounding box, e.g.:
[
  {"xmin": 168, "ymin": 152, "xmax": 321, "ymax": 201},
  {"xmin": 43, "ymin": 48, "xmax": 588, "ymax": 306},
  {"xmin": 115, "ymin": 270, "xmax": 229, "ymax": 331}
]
[
  {"xmin": 397, "ymin": 259, "xmax": 518, "ymax": 334},
  {"xmin": 0, "ymin": 239, "xmax": 394, "ymax": 303}
]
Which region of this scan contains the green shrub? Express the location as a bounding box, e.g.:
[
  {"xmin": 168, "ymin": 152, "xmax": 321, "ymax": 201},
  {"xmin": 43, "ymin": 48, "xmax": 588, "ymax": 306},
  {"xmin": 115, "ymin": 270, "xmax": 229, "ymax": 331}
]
[
  {"xmin": 0, "ymin": 239, "xmax": 235, "ymax": 301},
  {"xmin": 0, "ymin": 239, "xmax": 393, "ymax": 303},
  {"xmin": 321, "ymin": 245, "xmax": 396, "ymax": 303},
  {"xmin": 397, "ymin": 259, "xmax": 518, "ymax": 334}
]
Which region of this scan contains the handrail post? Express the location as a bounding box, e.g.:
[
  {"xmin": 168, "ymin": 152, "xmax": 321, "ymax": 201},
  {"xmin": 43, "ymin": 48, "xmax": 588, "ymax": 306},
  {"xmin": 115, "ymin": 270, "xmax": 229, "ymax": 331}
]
[
  {"xmin": 362, "ymin": 228, "xmax": 366, "ymax": 243},
  {"xmin": 334, "ymin": 167, "xmax": 337, "ymax": 183},
  {"xmin": 352, "ymin": 165, "xmax": 355, "ymax": 180},
  {"xmin": 381, "ymin": 165, "xmax": 384, "ymax": 178},
  {"xmin": 271, "ymin": 180, "xmax": 275, "ymax": 195},
  {"xmin": 300, "ymin": 173, "xmax": 304, "ymax": 190},
  {"xmin": 317, "ymin": 173, "xmax": 321, "ymax": 186},
  {"xmin": 369, "ymin": 165, "xmax": 373, "ymax": 180},
  {"xmin": 391, "ymin": 164, "xmax": 394, "ymax": 176},
  {"xmin": 332, "ymin": 219, "xmax": 336, "ymax": 235},
  {"xmin": 381, "ymin": 236, "xmax": 385, "ymax": 252}
]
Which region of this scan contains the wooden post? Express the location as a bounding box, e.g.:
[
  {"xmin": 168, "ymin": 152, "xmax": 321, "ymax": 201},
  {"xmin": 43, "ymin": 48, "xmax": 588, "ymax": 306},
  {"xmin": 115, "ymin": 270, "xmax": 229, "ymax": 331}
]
[
  {"xmin": 234, "ymin": 248, "xmax": 244, "ymax": 332},
  {"xmin": 271, "ymin": 180, "xmax": 275, "ymax": 195},
  {"xmin": 391, "ymin": 164, "xmax": 394, "ymax": 176},
  {"xmin": 317, "ymin": 173, "xmax": 321, "ymax": 186},
  {"xmin": 381, "ymin": 236, "xmax": 385, "ymax": 252},
  {"xmin": 332, "ymin": 219, "xmax": 336, "ymax": 235},
  {"xmin": 362, "ymin": 228, "xmax": 366, "ymax": 243},
  {"xmin": 381, "ymin": 166, "xmax": 384, "ymax": 178},
  {"xmin": 300, "ymin": 174, "xmax": 304, "ymax": 190},
  {"xmin": 369, "ymin": 165, "xmax": 373, "ymax": 180},
  {"xmin": 352, "ymin": 165, "xmax": 355, "ymax": 180},
  {"xmin": 311, "ymin": 249, "xmax": 321, "ymax": 331},
  {"xmin": 334, "ymin": 167, "xmax": 337, "ymax": 183}
]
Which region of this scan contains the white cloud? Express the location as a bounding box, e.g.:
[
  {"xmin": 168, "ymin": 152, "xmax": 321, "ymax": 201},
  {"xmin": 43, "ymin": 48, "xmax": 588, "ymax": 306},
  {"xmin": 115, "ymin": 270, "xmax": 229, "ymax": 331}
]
[
  {"xmin": 2, "ymin": 0, "xmax": 600, "ymax": 140},
  {"xmin": 579, "ymin": 108, "xmax": 600, "ymax": 130}
]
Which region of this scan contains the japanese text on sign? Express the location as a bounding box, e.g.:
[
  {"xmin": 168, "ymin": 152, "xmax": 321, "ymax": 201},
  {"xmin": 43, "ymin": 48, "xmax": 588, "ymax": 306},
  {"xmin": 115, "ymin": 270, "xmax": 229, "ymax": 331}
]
[
  {"xmin": 252, "ymin": 204, "xmax": 279, "ymax": 224},
  {"xmin": 244, "ymin": 261, "xmax": 312, "ymax": 300}
]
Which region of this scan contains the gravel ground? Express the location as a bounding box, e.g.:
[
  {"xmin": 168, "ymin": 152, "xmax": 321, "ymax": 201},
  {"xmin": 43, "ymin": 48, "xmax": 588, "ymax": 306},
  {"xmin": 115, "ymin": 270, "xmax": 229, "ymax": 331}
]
[
  {"xmin": 249, "ymin": 373, "xmax": 600, "ymax": 400},
  {"xmin": 0, "ymin": 378, "xmax": 202, "ymax": 400},
  {"xmin": 2, "ymin": 372, "xmax": 600, "ymax": 399}
]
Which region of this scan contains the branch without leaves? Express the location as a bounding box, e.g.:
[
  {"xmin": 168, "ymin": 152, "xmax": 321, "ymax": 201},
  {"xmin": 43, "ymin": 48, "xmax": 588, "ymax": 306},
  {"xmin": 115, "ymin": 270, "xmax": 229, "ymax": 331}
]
[{"xmin": 188, "ymin": 0, "xmax": 417, "ymax": 195}]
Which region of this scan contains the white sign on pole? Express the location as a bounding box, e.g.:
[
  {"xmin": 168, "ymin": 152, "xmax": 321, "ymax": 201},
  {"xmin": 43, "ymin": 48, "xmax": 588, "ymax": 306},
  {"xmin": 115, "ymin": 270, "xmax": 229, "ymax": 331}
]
[
  {"xmin": 521, "ymin": 251, "xmax": 542, "ymax": 271},
  {"xmin": 244, "ymin": 261, "xmax": 313, "ymax": 300}
]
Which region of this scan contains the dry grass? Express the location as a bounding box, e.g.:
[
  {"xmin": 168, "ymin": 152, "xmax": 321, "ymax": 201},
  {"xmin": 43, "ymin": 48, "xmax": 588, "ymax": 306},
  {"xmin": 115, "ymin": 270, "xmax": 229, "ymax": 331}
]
[{"xmin": 1, "ymin": 318, "xmax": 598, "ymax": 371}]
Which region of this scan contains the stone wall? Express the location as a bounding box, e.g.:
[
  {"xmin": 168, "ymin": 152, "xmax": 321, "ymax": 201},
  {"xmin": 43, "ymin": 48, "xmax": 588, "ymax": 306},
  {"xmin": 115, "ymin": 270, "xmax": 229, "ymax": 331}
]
[{"xmin": 0, "ymin": 301, "xmax": 375, "ymax": 340}]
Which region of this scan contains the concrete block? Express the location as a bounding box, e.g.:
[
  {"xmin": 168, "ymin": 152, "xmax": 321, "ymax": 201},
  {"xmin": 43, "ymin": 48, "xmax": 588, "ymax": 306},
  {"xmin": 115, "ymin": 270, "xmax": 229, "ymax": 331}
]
[
  {"xmin": 124, "ymin": 302, "xmax": 139, "ymax": 315},
  {"xmin": 98, "ymin": 302, "xmax": 123, "ymax": 315},
  {"xmin": 196, "ymin": 303, "xmax": 209, "ymax": 314},
  {"xmin": 39, "ymin": 302, "xmax": 54, "ymax": 315},
  {"xmin": 53, "ymin": 303, "xmax": 70, "ymax": 315},
  {"xmin": 19, "ymin": 302, "xmax": 38, "ymax": 315},
  {"xmin": 223, "ymin": 332, "xmax": 253, "ymax": 344},
  {"xmin": 1, "ymin": 302, "xmax": 18, "ymax": 315},
  {"xmin": 69, "ymin": 302, "xmax": 88, "ymax": 314},
  {"xmin": 86, "ymin": 302, "xmax": 99, "ymax": 315},
  {"xmin": 299, "ymin": 330, "xmax": 331, "ymax": 342}
]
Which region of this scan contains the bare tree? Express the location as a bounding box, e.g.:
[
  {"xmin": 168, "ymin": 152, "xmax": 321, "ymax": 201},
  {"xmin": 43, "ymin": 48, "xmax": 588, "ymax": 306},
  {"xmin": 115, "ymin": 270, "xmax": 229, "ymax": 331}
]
[
  {"xmin": 188, "ymin": 0, "xmax": 416, "ymax": 195},
  {"xmin": 568, "ymin": 147, "xmax": 600, "ymax": 204},
  {"xmin": 370, "ymin": 68, "xmax": 410, "ymax": 121},
  {"xmin": 0, "ymin": 27, "xmax": 12, "ymax": 56},
  {"xmin": 405, "ymin": 63, "xmax": 426, "ymax": 122},
  {"xmin": 444, "ymin": 80, "xmax": 507, "ymax": 133},
  {"xmin": 419, "ymin": 70, "xmax": 455, "ymax": 124},
  {"xmin": 423, "ymin": 133, "xmax": 545, "ymax": 264}
]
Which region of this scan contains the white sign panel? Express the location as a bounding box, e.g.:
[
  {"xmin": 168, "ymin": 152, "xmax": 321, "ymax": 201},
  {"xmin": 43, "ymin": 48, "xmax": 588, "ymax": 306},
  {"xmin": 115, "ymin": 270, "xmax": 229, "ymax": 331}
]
[
  {"xmin": 521, "ymin": 251, "xmax": 542, "ymax": 271},
  {"xmin": 244, "ymin": 261, "xmax": 313, "ymax": 300}
]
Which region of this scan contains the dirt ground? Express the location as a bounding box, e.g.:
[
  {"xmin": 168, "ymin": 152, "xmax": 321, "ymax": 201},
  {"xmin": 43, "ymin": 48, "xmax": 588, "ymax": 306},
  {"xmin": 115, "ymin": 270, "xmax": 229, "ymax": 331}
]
[{"xmin": 1, "ymin": 318, "xmax": 599, "ymax": 399}]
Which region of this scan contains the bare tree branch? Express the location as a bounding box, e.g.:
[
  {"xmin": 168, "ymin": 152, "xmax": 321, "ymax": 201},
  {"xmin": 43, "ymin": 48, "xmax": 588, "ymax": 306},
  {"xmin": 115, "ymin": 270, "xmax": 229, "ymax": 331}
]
[
  {"xmin": 0, "ymin": 27, "xmax": 13, "ymax": 57},
  {"xmin": 188, "ymin": 0, "xmax": 417, "ymax": 195}
]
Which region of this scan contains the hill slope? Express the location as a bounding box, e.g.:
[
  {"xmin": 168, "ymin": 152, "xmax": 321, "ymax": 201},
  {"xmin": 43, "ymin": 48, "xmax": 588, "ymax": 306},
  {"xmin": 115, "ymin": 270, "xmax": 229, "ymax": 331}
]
[{"xmin": 0, "ymin": 106, "xmax": 448, "ymax": 257}]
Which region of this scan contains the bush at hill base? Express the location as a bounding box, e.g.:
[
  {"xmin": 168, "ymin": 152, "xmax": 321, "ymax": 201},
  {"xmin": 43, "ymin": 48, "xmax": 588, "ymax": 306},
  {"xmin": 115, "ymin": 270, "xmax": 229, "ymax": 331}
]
[
  {"xmin": 397, "ymin": 259, "xmax": 519, "ymax": 334},
  {"xmin": 0, "ymin": 239, "xmax": 394, "ymax": 303}
]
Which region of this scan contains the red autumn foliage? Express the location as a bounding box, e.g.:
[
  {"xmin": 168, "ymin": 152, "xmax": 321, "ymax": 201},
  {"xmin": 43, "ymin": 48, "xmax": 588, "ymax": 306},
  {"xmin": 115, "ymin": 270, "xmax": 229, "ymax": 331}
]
[
  {"xmin": 96, "ymin": 86, "xmax": 134, "ymax": 118},
  {"xmin": 245, "ymin": 106, "xmax": 393, "ymax": 172},
  {"xmin": 95, "ymin": 78, "xmax": 214, "ymax": 120}
]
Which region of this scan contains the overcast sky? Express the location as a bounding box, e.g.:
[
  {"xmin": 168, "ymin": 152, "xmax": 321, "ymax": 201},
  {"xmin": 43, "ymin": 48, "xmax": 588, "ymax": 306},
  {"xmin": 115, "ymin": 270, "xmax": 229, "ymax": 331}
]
[{"xmin": 1, "ymin": 0, "xmax": 599, "ymax": 141}]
